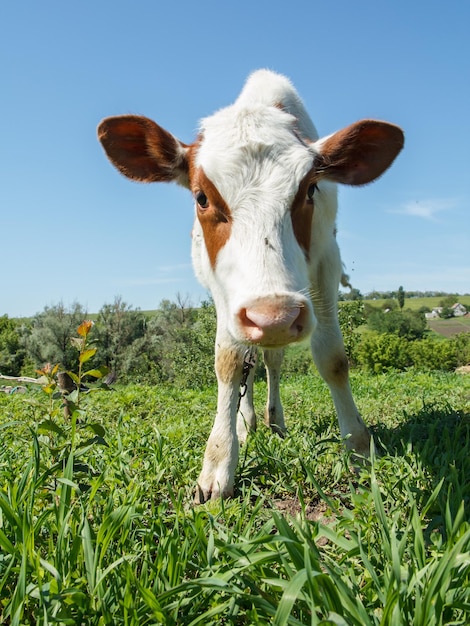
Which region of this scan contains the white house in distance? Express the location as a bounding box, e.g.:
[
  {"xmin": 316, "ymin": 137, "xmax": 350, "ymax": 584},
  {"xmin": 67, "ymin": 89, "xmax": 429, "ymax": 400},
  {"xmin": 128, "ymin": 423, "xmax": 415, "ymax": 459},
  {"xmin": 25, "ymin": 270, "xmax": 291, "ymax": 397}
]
[
  {"xmin": 425, "ymin": 308, "xmax": 442, "ymax": 319},
  {"xmin": 452, "ymin": 303, "xmax": 468, "ymax": 317},
  {"xmin": 425, "ymin": 303, "xmax": 468, "ymax": 319}
]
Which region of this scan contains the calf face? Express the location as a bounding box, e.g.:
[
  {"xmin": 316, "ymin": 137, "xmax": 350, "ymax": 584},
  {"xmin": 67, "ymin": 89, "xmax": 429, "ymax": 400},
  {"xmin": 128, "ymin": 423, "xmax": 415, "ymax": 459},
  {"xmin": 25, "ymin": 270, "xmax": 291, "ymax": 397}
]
[{"xmin": 98, "ymin": 70, "xmax": 403, "ymax": 501}]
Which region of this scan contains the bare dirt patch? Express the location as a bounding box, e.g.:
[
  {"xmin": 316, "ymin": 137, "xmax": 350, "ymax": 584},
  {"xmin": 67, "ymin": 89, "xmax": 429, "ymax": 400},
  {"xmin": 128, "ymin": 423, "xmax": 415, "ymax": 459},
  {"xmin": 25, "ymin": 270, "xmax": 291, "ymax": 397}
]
[
  {"xmin": 274, "ymin": 497, "xmax": 343, "ymax": 547},
  {"xmin": 274, "ymin": 497, "xmax": 329, "ymax": 521},
  {"xmin": 428, "ymin": 318, "xmax": 470, "ymax": 338}
]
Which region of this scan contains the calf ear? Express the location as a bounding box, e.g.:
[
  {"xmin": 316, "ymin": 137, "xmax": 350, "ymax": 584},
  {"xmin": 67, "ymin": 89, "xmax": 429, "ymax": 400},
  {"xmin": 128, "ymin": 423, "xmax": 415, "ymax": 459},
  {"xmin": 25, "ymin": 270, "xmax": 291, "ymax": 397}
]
[
  {"xmin": 314, "ymin": 120, "xmax": 404, "ymax": 186},
  {"xmin": 97, "ymin": 115, "xmax": 190, "ymax": 187}
]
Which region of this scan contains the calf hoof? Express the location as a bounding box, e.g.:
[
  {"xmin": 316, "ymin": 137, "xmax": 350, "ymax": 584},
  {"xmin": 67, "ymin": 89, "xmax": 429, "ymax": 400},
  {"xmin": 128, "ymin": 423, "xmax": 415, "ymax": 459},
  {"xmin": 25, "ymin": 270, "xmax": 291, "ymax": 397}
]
[
  {"xmin": 194, "ymin": 484, "xmax": 210, "ymax": 504},
  {"xmin": 345, "ymin": 428, "xmax": 375, "ymax": 467},
  {"xmin": 269, "ymin": 423, "xmax": 287, "ymax": 438},
  {"xmin": 194, "ymin": 481, "xmax": 233, "ymax": 504}
]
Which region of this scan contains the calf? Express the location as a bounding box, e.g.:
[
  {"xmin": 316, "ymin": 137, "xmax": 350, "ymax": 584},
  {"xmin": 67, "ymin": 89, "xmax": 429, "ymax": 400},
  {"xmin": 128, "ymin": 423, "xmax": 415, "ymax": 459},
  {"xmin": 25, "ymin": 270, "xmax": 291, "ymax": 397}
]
[{"xmin": 98, "ymin": 70, "xmax": 404, "ymax": 502}]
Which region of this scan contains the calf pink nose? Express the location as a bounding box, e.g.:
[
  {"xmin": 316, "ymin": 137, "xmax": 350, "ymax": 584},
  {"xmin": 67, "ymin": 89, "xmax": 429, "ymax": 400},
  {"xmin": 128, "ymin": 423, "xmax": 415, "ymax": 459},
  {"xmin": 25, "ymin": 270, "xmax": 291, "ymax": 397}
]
[{"xmin": 238, "ymin": 298, "xmax": 311, "ymax": 346}]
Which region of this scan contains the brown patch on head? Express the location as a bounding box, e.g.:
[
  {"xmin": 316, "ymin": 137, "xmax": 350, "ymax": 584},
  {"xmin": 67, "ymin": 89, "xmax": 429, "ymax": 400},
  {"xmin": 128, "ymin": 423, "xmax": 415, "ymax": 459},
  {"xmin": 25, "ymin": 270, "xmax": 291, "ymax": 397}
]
[
  {"xmin": 190, "ymin": 166, "xmax": 232, "ymax": 267},
  {"xmin": 291, "ymin": 168, "xmax": 316, "ymax": 257}
]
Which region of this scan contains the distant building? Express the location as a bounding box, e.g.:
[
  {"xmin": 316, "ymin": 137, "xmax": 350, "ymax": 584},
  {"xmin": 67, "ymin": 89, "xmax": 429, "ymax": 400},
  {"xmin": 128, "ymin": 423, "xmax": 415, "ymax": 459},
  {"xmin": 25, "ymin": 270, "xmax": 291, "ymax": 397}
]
[
  {"xmin": 451, "ymin": 303, "xmax": 467, "ymax": 317},
  {"xmin": 425, "ymin": 303, "xmax": 468, "ymax": 319},
  {"xmin": 425, "ymin": 308, "xmax": 442, "ymax": 319}
]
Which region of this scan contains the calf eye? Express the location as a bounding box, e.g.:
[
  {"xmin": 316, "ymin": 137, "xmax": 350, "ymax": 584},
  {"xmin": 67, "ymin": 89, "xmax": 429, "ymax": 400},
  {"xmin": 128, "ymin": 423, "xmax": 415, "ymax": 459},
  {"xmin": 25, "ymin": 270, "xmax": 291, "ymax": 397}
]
[
  {"xmin": 196, "ymin": 191, "xmax": 209, "ymax": 209},
  {"xmin": 307, "ymin": 183, "xmax": 318, "ymax": 201}
]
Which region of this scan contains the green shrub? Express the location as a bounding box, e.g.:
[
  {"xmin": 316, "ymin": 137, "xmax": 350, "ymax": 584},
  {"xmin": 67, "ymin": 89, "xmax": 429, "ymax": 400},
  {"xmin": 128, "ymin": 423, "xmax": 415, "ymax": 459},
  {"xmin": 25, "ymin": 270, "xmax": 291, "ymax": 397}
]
[
  {"xmin": 0, "ymin": 315, "xmax": 25, "ymax": 376},
  {"xmin": 356, "ymin": 332, "xmax": 412, "ymax": 373},
  {"xmin": 367, "ymin": 308, "xmax": 426, "ymax": 340},
  {"xmin": 356, "ymin": 331, "xmax": 470, "ymax": 374},
  {"xmin": 164, "ymin": 300, "xmax": 217, "ymax": 389},
  {"xmin": 410, "ymin": 337, "xmax": 460, "ymax": 371},
  {"xmin": 338, "ymin": 300, "xmax": 366, "ymax": 364},
  {"xmin": 451, "ymin": 332, "xmax": 470, "ymax": 366}
]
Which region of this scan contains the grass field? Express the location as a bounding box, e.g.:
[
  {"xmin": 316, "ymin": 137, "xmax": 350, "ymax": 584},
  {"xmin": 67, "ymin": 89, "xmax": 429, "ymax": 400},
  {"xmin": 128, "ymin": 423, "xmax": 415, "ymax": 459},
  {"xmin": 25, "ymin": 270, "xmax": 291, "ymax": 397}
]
[
  {"xmin": 362, "ymin": 296, "xmax": 470, "ymax": 312},
  {"xmin": 358, "ymin": 297, "xmax": 470, "ymax": 338},
  {"xmin": 0, "ymin": 369, "xmax": 469, "ymax": 624}
]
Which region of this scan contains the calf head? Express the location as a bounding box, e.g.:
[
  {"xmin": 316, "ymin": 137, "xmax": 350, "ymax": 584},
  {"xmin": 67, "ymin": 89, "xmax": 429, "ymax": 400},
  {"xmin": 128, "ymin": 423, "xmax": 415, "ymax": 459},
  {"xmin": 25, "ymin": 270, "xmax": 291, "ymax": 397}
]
[{"xmin": 98, "ymin": 70, "xmax": 403, "ymax": 349}]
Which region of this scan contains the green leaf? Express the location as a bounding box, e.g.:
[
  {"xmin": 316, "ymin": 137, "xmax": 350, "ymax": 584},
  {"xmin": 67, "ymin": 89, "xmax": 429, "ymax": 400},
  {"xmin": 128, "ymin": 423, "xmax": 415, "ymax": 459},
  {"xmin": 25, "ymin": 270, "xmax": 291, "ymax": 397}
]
[
  {"xmin": 67, "ymin": 371, "xmax": 80, "ymax": 385},
  {"xmin": 56, "ymin": 477, "xmax": 79, "ymax": 489},
  {"xmin": 84, "ymin": 423, "xmax": 106, "ymax": 437},
  {"xmin": 83, "ymin": 366, "xmax": 109, "ymax": 379},
  {"xmin": 66, "ymin": 389, "xmax": 80, "ymax": 404},
  {"xmin": 77, "ymin": 436, "xmax": 108, "ymax": 449},
  {"xmin": 273, "ymin": 569, "xmax": 308, "ymax": 626},
  {"xmin": 79, "ymin": 348, "xmax": 97, "ymax": 364},
  {"xmin": 38, "ymin": 419, "xmax": 66, "ymax": 438}
]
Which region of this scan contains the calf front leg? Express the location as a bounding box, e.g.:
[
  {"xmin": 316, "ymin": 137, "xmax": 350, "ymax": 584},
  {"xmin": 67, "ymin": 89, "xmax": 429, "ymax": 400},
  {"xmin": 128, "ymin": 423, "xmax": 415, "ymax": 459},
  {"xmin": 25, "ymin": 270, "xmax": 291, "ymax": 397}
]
[
  {"xmin": 263, "ymin": 348, "xmax": 286, "ymax": 435},
  {"xmin": 236, "ymin": 350, "xmax": 257, "ymax": 444},
  {"xmin": 195, "ymin": 342, "xmax": 245, "ymax": 503},
  {"xmin": 311, "ymin": 326, "xmax": 370, "ymax": 455}
]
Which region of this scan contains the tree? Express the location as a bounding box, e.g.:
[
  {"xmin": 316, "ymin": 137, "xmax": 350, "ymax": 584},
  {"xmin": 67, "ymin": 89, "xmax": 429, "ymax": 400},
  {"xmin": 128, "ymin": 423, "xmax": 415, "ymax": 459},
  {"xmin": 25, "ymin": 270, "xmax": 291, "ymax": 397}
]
[
  {"xmin": 397, "ymin": 286, "xmax": 405, "ymax": 310},
  {"xmin": 341, "ymin": 287, "xmax": 363, "ymax": 301},
  {"xmin": 25, "ymin": 302, "xmax": 87, "ymax": 369},
  {"xmin": 0, "ymin": 316, "xmax": 25, "ymax": 376},
  {"xmin": 367, "ymin": 308, "xmax": 426, "ymax": 340},
  {"xmin": 439, "ymin": 306, "xmax": 454, "ymax": 319},
  {"xmin": 381, "ymin": 299, "xmax": 398, "ymax": 312},
  {"xmin": 94, "ymin": 296, "xmax": 147, "ymax": 376},
  {"xmin": 439, "ymin": 294, "xmax": 458, "ymax": 308}
]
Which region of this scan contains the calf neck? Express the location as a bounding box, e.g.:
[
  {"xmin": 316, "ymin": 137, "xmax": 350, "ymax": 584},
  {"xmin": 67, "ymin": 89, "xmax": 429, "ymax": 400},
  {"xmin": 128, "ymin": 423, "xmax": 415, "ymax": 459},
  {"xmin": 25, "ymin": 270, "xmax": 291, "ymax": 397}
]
[{"xmin": 98, "ymin": 69, "xmax": 404, "ymax": 502}]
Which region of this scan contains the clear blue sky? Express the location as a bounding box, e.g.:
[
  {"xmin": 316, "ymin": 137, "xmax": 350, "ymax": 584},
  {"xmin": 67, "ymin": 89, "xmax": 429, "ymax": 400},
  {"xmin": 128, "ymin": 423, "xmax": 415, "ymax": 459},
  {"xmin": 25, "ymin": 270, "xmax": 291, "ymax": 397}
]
[{"xmin": 1, "ymin": 1, "xmax": 469, "ymax": 317}]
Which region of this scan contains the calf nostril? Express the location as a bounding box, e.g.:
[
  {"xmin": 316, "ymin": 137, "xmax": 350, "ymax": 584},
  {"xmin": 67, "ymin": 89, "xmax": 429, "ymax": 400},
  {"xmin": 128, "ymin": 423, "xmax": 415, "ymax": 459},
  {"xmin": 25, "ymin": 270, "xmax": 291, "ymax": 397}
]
[
  {"xmin": 243, "ymin": 306, "xmax": 301, "ymax": 331},
  {"xmin": 239, "ymin": 308, "xmax": 256, "ymax": 328}
]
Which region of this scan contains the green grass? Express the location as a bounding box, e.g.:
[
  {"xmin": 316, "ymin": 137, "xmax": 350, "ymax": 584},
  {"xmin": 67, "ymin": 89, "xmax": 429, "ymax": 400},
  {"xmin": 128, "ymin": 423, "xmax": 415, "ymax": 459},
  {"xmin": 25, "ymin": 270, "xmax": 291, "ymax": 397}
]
[
  {"xmin": 363, "ymin": 296, "xmax": 470, "ymax": 312},
  {"xmin": 0, "ymin": 370, "xmax": 469, "ymax": 624}
]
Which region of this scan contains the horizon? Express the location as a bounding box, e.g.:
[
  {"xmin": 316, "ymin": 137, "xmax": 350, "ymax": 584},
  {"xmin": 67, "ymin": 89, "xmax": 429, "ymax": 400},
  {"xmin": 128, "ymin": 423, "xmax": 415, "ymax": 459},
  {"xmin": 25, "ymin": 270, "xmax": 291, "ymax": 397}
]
[{"xmin": 6, "ymin": 289, "xmax": 470, "ymax": 321}]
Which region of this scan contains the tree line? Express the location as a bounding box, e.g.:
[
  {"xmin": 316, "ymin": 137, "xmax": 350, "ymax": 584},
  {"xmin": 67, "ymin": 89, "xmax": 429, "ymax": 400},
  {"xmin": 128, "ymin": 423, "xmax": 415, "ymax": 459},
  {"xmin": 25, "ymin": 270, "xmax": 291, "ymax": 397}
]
[
  {"xmin": 0, "ymin": 296, "xmax": 216, "ymax": 388},
  {"xmin": 1, "ymin": 293, "xmax": 469, "ymax": 386},
  {"xmin": 339, "ymin": 288, "xmax": 469, "ymax": 302}
]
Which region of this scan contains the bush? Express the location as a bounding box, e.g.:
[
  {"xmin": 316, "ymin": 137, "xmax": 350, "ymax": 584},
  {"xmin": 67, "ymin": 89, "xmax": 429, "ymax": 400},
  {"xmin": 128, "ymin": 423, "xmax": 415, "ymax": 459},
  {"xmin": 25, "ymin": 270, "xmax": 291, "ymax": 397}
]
[
  {"xmin": 452, "ymin": 332, "xmax": 470, "ymax": 366},
  {"xmin": 367, "ymin": 308, "xmax": 426, "ymax": 340},
  {"xmin": 356, "ymin": 332, "xmax": 412, "ymax": 373},
  {"xmin": 169, "ymin": 302, "xmax": 217, "ymax": 389},
  {"xmin": 356, "ymin": 331, "xmax": 470, "ymax": 374},
  {"xmin": 0, "ymin": 316, "xmax": 25, "ymax": 376},
  {"xmin": 410, "ymin": 337, "xmax": 460, "ymax": 371},
  {"xmin": 338, "ymin": 300, "xmax": 366, "ymax": 364}
]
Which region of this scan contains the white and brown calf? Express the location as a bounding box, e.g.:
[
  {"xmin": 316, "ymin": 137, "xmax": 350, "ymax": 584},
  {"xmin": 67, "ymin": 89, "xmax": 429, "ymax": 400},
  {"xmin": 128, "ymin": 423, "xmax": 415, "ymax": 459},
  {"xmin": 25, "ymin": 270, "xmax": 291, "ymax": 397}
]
[{"xmin": 98, "ymin": 70, "xmax": 404, "ymax": 502}]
